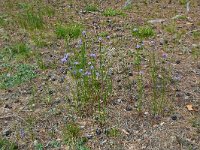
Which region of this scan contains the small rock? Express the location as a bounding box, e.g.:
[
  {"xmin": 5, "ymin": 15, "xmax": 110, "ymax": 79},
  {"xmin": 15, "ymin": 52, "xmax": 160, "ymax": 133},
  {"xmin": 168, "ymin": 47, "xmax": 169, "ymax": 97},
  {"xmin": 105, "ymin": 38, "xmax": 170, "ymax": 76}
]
[
  {"xmin": 100, "ymin": 140, "xmax": 107, "ymax": 145},
  {"xmin": 49, "ymin": 90, "xmax": 54, "ymax": 95},
  {"xmin": 96, "ymin": 128, "xmax": 101, "ymax": 135},
  {"xmin": 51, "ymin": 76, "xmax": 56, "ymax": 81},
  {"xmin": 117, "ymin": 79, "xmax": 121, "ymax": 82},
  {"xmin": 2, "ymin": 129, "xmax": 12, "ymax": 136},
  {"xmin": 128, "ymin": 72, "xmax": 133, "ymax": 76},
  {"xmin": 176, "ymin": 60, "xmax": 181, "ymax": 64},
  {"xmin": 171, "ymin": 115, "xmax": 177, "ymax": 121},
  {"xmin": 86, "ymin": 134, "xmax": 93, "ymax": 139},
  {"xmin": 148, "ymin": 19, "xmax": 165, "ymax": 24},
  {"xmin": 4, "ymin": 104, "xmax": 12, "ymax": 109},
  {"xmin": 197, "ymin": 63, "xmax": 200, "ymax": 69},
  {"xmin": 125, "ymin": 105, "xmax": 133, "ymax": 111}
]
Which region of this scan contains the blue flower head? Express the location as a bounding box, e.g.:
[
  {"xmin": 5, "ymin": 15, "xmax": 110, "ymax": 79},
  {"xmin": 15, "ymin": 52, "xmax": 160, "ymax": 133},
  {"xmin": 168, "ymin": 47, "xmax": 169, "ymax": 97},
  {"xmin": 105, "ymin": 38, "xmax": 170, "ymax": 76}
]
[{"xmin": 61, "ymin": 53, "xmax": 69, "ymax": 63}]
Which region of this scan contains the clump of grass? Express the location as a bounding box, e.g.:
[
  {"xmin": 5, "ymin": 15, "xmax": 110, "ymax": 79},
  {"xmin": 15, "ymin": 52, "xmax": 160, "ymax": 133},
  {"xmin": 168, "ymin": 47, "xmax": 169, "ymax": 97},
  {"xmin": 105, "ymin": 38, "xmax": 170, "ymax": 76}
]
[
  {"xmin": 0, "ymin": 64, "xmax": 37, "ymax": 89},
  {"xmin": 63, "ymin": 123, "xmax": 80, "ymax": 141},
  {"xmin": 148, "ymin": 45, "xmax": 171, "ymax": 115},
  {"xmin": 164, "ymin": 22, "xmax": 177, "ymax": 34},
  {"xmin": 192, "ymin": 30, "xmax": 200, "ymax": 40},
  {"xmin": 99, "ymin": 31, "xmax": 109, "ymax": 37},
  {"xmin": 34, "ymin": 142, "xmax": 44, "ymax": 150},
  {"xmin": 0, "ymin": 138, "xmax": 18, "ymax": 150},
  {"xmin": 63, "ymin": 122, "xmax": 87, "ymax": 150},
  {"xmin": 132, "ymin": 26, "xmax": 155, "ymax": 39},
  {"xmin": 42, "ymin": 5, "xmax": 55, "ymax": 17},
  {"xmin": 31, "ymin": 33, "xmax": 49, "ymax": 48},
  {"xmin": 106, "ymin": 128, "xmax": 120, "ymax": 137},
  {"xmin": 0, "ymin": 14, "xmax": 9, "ymax": 27},
  {"xmin": 62, "ymin": 32, "xmax": 112, "ymax": 120},
  {"xmin": 3, "ymin": 43, "xmax": 31, "ymax": 61},
  {"xmin": 17, "ymin": 10, "xmax": 44, "ymax": 30},
  {"xmin": 134, "ymin": 44, "xmax": 144, "ymax": 113},
  {"xmin": 55, "ymin": 24, "xmax": 83, "ymax": 40},
  {"xmin": 179, "ymin": 0, "xmax": 187, "ymax": 5},
  {"xmin": 85, "ymin": 4, "xmax": 99, "ymax": 12},
  {"xmin": 103, "ymin": 8, "xmax": 125, "ymax": 17}
]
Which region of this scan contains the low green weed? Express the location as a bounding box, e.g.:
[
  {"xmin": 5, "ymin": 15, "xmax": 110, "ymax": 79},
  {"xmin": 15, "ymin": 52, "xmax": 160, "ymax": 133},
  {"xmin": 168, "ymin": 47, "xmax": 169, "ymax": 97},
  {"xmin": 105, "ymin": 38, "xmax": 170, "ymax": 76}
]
[
  {"xmin": 85, "ymin": 4, "xmax": 99, "ymax": 12},
  {"xmin": 55, "ymin": 23, "xmax": 83, "ymax": 45},
  {"xmin": 17, "ymin": 11, "xmax": 44, "ymax": 30},
  {"xmin": 103, "ymin": 8, "xmax": 125, "ymax": 17},
  {"xmin": 132, "ymin": 26, "xmax": 155, "ymax": 39},
  {"xmin": 62, "ymin": 33, "xmax": 112, "ymax": 120},
  {"xmin": 0, "ymin": 64, "xmax": 37, "ymax": 89},
  {"xmin": 134, "ymin": 44, "xmax": 144, "ymax": 113},
  {"xmin": 0, "ymin": 138, "xmax": 18, "ymax": 150},
  {"xmin": 3, "ymin": 43, "xmax": 31, "ymax": 61}
]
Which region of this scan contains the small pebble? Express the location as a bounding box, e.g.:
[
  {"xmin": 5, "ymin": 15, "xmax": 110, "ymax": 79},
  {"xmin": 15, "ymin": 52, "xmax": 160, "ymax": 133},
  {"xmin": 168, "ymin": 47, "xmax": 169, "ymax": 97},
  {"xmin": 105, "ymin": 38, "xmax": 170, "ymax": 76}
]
[
  {"xmin": 125, "ymin": 105, "xmax": 133, "ymax": 111},
  {"xmin": 49, "ymin": 90, "xmax": 54, "ymax": 95},
  {"xmin": 117, "ymin": 79, "xmax": 121, "ymax": 82},
  {"xmin": 4, "ymin": 104, "xmax": 12, "ymax": 109},
  {"xmin": 176, "ymin": 60, "xmax": 181, "ymax": 64},
  {"xmin": 96, "ymin": 128, "xmax": 102, "ymax": 135},
  {"xmin": 171, "ymin": 115, "xmax": 177, "ymax": 121},
  {"xmin": 86, "ymin": 134, "xmax": 93, "ymax": 139},
  {"xmin": 128, "ymin": 72, "xmax": 133, "ymax": 76},
  {"xmin": 2, "ymin": 129, "xmax": 12, "ymax": 136}
]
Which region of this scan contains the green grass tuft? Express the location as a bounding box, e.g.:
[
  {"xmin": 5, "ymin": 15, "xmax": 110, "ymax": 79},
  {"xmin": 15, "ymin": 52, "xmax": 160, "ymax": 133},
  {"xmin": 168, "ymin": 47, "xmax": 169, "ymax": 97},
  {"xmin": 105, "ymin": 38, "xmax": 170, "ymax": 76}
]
[
  {"xmin": 85, "ymin": 4, "xmax": 99, "ymax": 12},
  {"xmin": 55, "ymin": 24, "xmax": 83, "ymax": 39},
  {"xmin": 0, "ymin": 138, "xmax": 18, "ymax": 150},
  {"xmin": 0, "ymin": 64, "xmax": 37, "ymax": 89},
  {"xmin": 3, "ymin": 43, "xmax": 31, "ymax": 61},
  {"xmin": 17, "ymin": 11, "xmax": 44, "ymax": 30},
  {"xmin": 132, "ymin": 26, "xmax": 155, "ymax": 39},
  {"xmin": 103, "ymin": 8, "xmax": 125, "ymax": 17}
]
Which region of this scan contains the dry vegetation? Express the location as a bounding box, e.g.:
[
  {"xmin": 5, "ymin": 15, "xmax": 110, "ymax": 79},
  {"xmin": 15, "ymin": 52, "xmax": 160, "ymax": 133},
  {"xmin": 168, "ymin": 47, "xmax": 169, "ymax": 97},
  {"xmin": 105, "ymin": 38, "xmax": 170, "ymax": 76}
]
[{"xmin": 0, "ymin": 0, "xmax": 200, "ymax": 149}]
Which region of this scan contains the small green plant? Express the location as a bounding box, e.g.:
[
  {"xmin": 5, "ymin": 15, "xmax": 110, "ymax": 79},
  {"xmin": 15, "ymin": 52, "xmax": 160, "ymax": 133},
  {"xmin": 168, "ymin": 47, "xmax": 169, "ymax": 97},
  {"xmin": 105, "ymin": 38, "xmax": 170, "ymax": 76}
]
[
  {"xmin": 99, "ymin": 31, "xmax": 109, "ymax": 37},
  {"xmin": 34, "ymin": 142, "xmax": 44, "ymax": 150},
  {"xmin": 0, "ymin": 138, "xmax": 18, "ymax": 150},
  {"xmin": 164, "ymin": 23, "xmax": 177, "ymax": 34},
  {"xmin": 148, "ymin": 48, "xmax": 171, "ymax": 115},
  {"xmin": 179, "ymin": 0, "xmax": 187, "ymax": 5},
  {"xmin": 103, "ymin": 8, "xmax": 125, "ymax": 17},
  {"xmin": 134, "ymin": 44, "xmax": 144, "ymax": 113},
  {"xmin": 63, "ymin": 123, "xmax": 80, "ymax": 140},
  {"xmin": 64, "ymin": 34, "xmax": 112, "ymax": 119},
  {"xmin": 42, "ymin": 6, "xmax": 55, "ymax": 17},
  {"xmin": 62, "ymin": 122, "xmax": 81, "ymax": 149},
  {"xmin": 0, "ymin": 64, "xmax": 37, "ymax": 89},
  {"xmin": 132, "ymin": 26, "xmax": 155, "ymax": 39},
  {"xmin": 106, "ymin": 128, "xmax": 120, "ymax": 137},
  {"xmin": 0, "ymin": 14, "xmax": 8, "ymax": 27},
  {"xmin": 85, "ymin": 4, "xmax": 99, "ymax": 12},
  {"xmin": 55, "ymin": 24, "xmax": 83, "ymax": 40},
  {"xmin": 17, "ymin": 10, "xmax": 44, "ymax": 30},
  {"xmin": 190, "ymin": 118, "xmax": 200, "ymax": 129},
  {"xmin": 192, "ymin": 30, "xmax": 200, "ymax": 40},
  {"xmin": 11, "ymin": 43, "xmax": 30, "ymax": 57}
]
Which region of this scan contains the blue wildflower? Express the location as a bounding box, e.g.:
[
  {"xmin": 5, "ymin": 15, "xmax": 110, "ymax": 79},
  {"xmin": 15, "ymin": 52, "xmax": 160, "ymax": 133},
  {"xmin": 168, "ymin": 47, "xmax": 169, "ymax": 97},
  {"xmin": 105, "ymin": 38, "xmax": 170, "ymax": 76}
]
[
  {"xmin": 162, "ymin": 53, "xmax": 168, "ymax": 59},
  {"xmin": 74, "ymin": 61, "xmax": 79, "ymax": 65},
  {"xmin": 79, "ymin": 69, "xmax": 83, "ymax": 73},
  {"xmin": 136, "ymin": 44, "xmax": 141, "ymax": 49},
  {"xmin": 61, "ymin": 53, "xmax": 69, "ymax": 63},
  {"xmin": 82, "ymin": 31, "xmax": 86, "ymax": 36},
  {"xmin": 98, "ymin": 37, "xmax": 102, "ymax": 42},
  {"xmin": 85, "ymin": 71, "xmax": 91, "ymax": 76},
  {"xmin": 90, "ymin": 53, "xmax": 96, "ymax": 58},
  {"xmin": 90, "ymin": 65, "xmax": 94, "ymax": 70}
]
